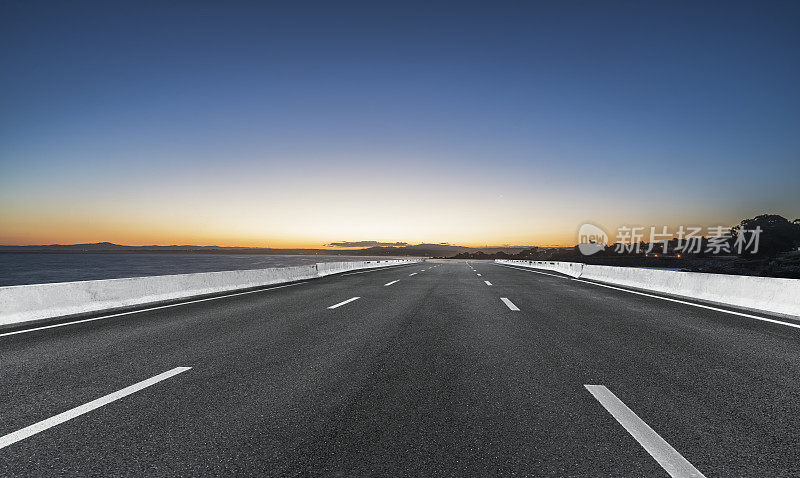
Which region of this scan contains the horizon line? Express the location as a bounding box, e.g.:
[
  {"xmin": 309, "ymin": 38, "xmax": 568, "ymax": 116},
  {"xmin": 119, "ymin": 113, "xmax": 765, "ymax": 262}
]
[{"xmin": 0, "ymin": 241, "xmax": 572, "ymax": 249}]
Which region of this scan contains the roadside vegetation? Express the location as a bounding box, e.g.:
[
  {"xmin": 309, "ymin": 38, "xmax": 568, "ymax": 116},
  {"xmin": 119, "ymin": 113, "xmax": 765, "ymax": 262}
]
[{"xmin": 449, "ymin": 215, "xmax": 800, "ymax": 279}]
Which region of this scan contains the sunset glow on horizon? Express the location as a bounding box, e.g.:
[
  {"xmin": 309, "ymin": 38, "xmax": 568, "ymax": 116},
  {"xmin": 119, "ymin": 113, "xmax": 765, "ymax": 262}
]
[{"xmin": 2, "ymin": 2, "xmax": 798, "ymax": 249}]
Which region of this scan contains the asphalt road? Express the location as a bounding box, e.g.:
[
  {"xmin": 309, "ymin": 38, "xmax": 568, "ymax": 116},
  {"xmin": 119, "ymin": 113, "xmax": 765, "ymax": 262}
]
[{"xmin": 2, "ymin": 260, "xmax": 800, "ymax": 476}]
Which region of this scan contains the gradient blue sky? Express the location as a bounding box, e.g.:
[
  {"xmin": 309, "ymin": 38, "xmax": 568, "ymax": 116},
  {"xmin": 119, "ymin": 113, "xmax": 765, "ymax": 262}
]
[{"xmin": 1, "ymin": 1, "xmax": 798, "ymax": 246}]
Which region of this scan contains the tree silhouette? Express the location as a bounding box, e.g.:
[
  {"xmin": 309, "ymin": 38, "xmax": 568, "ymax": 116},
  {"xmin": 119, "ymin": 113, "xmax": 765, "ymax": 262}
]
[{"xmin": 731, "ymin": 214, "xmax": 800, "ymax": 257}]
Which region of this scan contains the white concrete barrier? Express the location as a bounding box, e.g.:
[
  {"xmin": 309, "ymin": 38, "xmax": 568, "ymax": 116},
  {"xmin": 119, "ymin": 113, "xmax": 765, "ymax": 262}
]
[
  {"xmin": 496, "ymin": 259, "xmax": 800, "ymax": 318},
  {"xmin": 316, "ymin": 260, "xmax": 408, "ymax": 276},
  {"xmin": 0, "ymin": 259, "xmax": 423, "ymax": 328}
]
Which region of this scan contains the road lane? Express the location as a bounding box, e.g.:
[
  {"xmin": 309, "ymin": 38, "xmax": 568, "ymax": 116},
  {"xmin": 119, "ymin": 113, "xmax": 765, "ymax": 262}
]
[
  {"xmin": 481, "ymin": 260, "xmax": 800, "ymax": 476},
  {"xmin": 0, "ymin": 264, "xmax": 419, "ymax": 437},
  {"xmin": 0, "ymin": 260, "xmax": 797, "ymax": 475}
]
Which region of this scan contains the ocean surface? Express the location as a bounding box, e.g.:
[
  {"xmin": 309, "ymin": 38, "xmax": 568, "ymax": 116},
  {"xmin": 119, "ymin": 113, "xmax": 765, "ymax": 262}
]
[{"xmin": 0, "ymin": 253, "xmax": 404, "ymax": 286}]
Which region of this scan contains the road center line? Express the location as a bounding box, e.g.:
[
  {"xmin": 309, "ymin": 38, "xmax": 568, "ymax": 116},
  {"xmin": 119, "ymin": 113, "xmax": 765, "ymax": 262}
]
[
  {"xmin": 477, "ymin": 273, "xmax": 482, "ymax": 276},
  {"xmin": 409, "ymin": 272, "xmax": 417, "ymax": 276},
  {"xmin": 328, "ymin": 297, "xmax": 361, "ymax": 309},
  {"xmin": 484, "ymin": 281, "xmax": 493, "ymax": 286},
  {"xmin": 500, "ymin": 298, "xmax": 520, "ymax": 311},
  {"xmin": 584, "ymin": 385, "xmax": 705, "ymax": 478},
  {"xmin": 0, "ymin": 367, "xmax": 192, "ymax": 451},
  {"xmin": 384, "ymin": 280, "xmax": 399, "ymax": 286}
]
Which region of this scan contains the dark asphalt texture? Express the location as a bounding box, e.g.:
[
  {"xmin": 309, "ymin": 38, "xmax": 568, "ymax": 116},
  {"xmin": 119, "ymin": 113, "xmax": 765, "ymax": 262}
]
[{"xmin": 1, "ymin": 260, "xmax": 799, "ymax": 476}]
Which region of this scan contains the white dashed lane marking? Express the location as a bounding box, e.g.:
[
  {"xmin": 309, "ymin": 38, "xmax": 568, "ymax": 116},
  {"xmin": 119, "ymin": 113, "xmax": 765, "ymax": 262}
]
[{"xmin": 328, "ymin": 297, "xmax": 361, "ymax": 309}]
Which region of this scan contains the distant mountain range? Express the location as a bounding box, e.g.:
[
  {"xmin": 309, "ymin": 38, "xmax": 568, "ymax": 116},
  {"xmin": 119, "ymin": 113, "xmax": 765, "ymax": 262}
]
[{"xmin": 0, "ymin": 242, "xmax": 538, "ymax": 257}]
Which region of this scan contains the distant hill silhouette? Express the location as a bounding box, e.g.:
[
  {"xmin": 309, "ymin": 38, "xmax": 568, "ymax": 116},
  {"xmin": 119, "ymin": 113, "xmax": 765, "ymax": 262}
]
[{"xmin": 0, "ymin": 242, "xmax": 536, "ymax": 257}]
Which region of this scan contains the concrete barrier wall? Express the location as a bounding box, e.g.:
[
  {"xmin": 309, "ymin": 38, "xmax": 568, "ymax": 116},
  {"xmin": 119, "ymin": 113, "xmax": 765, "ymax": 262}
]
[
  {"xmin": 316, "ymin": 260, "xmax": 408, "ymax": 276},
  {"xmin": 496, "ymin": 259, "xmax": 800, "ymax": 318},
  {"xmin": 0, "ymin": 259, "xmax": 422, "ymax": 327}
]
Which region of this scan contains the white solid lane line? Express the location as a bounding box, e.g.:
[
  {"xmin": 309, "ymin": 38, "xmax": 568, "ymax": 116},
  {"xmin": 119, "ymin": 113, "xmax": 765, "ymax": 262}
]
[
  {"xmin": 384, "ymin": 280, "xmax": 399, "ymax": 286},
  {"xmin": 494, "ymin": 262, "xmax": 800, "ymax": 331},
  {"xmin": 484, "ymin": 281, "xmax": 493, "ymax": 286},
  {"xmin": 585, "ymin": 385, "xmax": 705, "ymax": 478},
  {"xmin": 573, "ymin": 278, "xmax": 800, "ymax": 330},
  {"xmin": 328, "ymin": 297, "xmax": 361, "ymax": 309},
  {"xmin": 494, "ymin": 263, "xmax": 567, "ymax": 278},
  {"xmin": 0, "ymin": 282, "xmax": 308, "ymax": 339},
  {"xmin": 409, "ymin": 272, "xmax": 417, "ymax": 276},
  {"xmin": 0, "ymin": 367, "xmax": 192, "ymax": 451},
  {"xmin": 340, "ymin": 264, "xmax": 412, "ymax": 276},
  {"xmin": 500, "ymin": 298, "xmax": 520, "ymax": 311}
]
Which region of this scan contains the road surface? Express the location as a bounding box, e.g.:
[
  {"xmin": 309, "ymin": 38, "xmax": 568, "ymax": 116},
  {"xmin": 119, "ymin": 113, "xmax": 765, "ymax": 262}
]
[{"xmin": 1, "ymin": 260, "xmax": 799, "ymax": 476}]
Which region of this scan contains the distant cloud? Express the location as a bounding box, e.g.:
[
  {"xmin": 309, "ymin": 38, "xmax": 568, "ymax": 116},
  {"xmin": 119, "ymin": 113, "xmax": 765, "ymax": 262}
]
[{"xmin": 326, "ymin": 241, "xmax": 409, "ymax": 248}]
